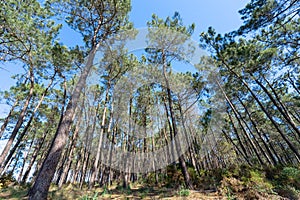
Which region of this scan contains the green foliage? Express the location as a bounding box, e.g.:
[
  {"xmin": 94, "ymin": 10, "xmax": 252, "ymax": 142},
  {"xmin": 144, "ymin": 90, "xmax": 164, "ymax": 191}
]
[
  {"xmin": 0, "ymin": 183, "xmax": 29, "ymax": 199},
  {"xmin": 147, "ymin": 12, "xmax": 194, "ymax": 35},
  {"xmin": 280, "ymin": 167, "xmax": 300, "ymax": 189},
  {"xmin": 100, "ymin": 185, "xmax": 110, "ymax": 197},
  {"xmin": 115, "ymin": 184, "xmax": 132, "ymax": 195},
  {"xmin": 1, "ymin": 0, "xmax": 299, "ymax": 199},
  {"xmin": 178, "ymin": 186, "xmax": 190, "ymax": 197},
  {"xmin": 265, "ymin": 166, "xmax": 300, "ymax": 199},
  {"xmin": 79, "ymin": 192, "xmax": 98, "ymax": 200},
  {"xmin": 50, "ymin": 0, "xmax": 132, "ymax": 48},
  {"xmin": 0, "ymin": 0, "xmax": 61, "ymax": 66},
  {"xmin": 220, "ymin": 165, "xmax": 300, "ymax": 199},
  {"xmin": 200, "ymin": 0, "xmax": 300, "ymax": 171},
  {"xmin": 237, "ymin": 0, "xmax": 299, "ymax": 34},
  {"xmin": 249, "ymin": 170, "xmax": 274, "ymax": 193}
]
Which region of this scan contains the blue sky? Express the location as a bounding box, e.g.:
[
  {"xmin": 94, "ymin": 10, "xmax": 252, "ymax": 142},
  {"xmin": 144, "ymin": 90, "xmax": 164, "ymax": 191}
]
[
  {"xmin": 0, "ymin": 0, "xmax": 249, "ymax": 117},
  {"xmin": 129, "ymin": 0, "xmax": 248, "ymax": 37},
  {"xmin": 58, "ymin": 0, "xmax": 249, "ymax": 47}
]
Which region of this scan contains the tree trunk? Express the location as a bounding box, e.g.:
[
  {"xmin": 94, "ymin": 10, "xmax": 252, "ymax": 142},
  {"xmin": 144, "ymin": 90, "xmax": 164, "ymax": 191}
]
[
  {"xmin": 220, "ymin": 62, "xmax": 300, "ymax": 161},
  {"xmin": 28, "ymin": 46, "xmax": 98, "ymax": 200},
  {"xmin": 18, "ymin": 132, "xmax": 35, "ymax": 183},
  {"xmin": 22, "ymin": 129, "xmax": 48, "ymax": 184},
  {"xmin": 253, "ymin": 74, "xmax": 300, "ymax": 138},
  {"xmin": 238, "ymin": 96, "xmax": 277, "ymax": 165},
  {"xmin": 161, "ymin": 50, "xmax": 192, "ymax": 189},
  {"xmin": 58, "ymin": 112, "xmax": 82, "ymax": 187},
  {"xmin": 90, "ymin": 85, "xmax": 110, "ymax": 188},
  {"xmin": 0, "ymin": 68, "xmax": 34, "ymax": 169},
  {"xmin": 1, "ymin": 72, "xmax": 56, "ymax": 175},
  {"xmin": 0, "ymin": 98, "xmax": 19, "ymax": 138}
]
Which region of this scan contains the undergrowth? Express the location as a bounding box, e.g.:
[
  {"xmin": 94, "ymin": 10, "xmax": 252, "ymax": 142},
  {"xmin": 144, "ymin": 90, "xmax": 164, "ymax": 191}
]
[{"xmin": 0, "ymin": 164, "xmax": 299, "ymax": 199}]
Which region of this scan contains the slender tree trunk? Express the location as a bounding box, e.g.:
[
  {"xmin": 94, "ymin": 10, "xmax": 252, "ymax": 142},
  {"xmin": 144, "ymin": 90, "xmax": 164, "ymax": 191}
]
[
  {"xmin": 79, "ymin": 119, "xmax": 94, "ymax": 189},
  {"xmin": 216, "ymin": 79, "xmax": 264, "ymax": 164},
  {"xmin": 0, "ymin": 73, "xmax": 55, "ymax": 174},
  {"xmin": 28, "ymin": 46, "xmax": 98, "ymax": 200},
  {"xmin": 79, "ymin": 149, "xmax": 90, "ymax": 189},
  {"xmin": 253, "ymin": 74, "xmax": 300, "ymax": 138},
  {"xmin": 122, "ymin": 98, "xmax": 133, "ymax": 189},
  {"xmin": 238, "ymin": 97, "xmax": 277, "ymax": 165},
  {"xmin": 231, "ymin": 106, "xmax": 265, "ymax": 165},
  {"xmin": 222, "ymin": 129, "xmax": 251, "ymax": 165},
  {"xmin": 22, "ymin": 129, "xmax": 49, "ymax": 184},
  {"xmin": 2, "ymin": 72, "xmax": 56, "ymax": 174},
  {"xmin": 219, "ymin": 62, "xmax": 300, "ymax": 160},
  {"xmin": 58, "ymin": 112, "xmax": 82, "ymax": 187},
  {"xmin": 0, "ymin": 68, "xmax": 34, "ymax": 169},
  {"xmin": 287, "ymin": 72, "xmax": 300, "ymax": 95},
  {"xmin": 9, "ymin": 151, "xmax": 21, "ymax": 175},
  {"xmin": 56, "ymin": 101, "xmax": 81, "ymax": 186},
  {"xmin": 227, "ymin": 111, "xmax": 250, "ymax": 159},
  {"xmin": 262, "ymin": 132, "xmax": 283, "ymax": 165},
  {"xmin": 18, "ymin": 131, "xmax": 35, "ymax": 182},
  {"xmin": 90, "ymin": 85, "xmax": 110, "ymax": 188},
  {"xmin": 0, "ymin": 98, "xmax": 19, "ymax": 138},
  {"xmin": 72, "ymin": 145, "xmax": 84, "ymax": 184},
  {"xmin": 161, "ymin": 50, "xmax": 192, "ymax": 189}
]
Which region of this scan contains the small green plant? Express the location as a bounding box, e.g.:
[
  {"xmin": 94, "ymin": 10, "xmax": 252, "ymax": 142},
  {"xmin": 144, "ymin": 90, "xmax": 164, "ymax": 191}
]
[
  {"xmin": 125, "ymin": 187, "xmax": 132, "ymax": 195},
  {"xmin": 225, "ymin": 186, "xmax": 236, "ymax": 200},
  {"xmin": 178, "ymin": 186, "xmax": 190, "ymax": 197},
  {"xmin": 116, "ymin": 185, "xmax": 132, "ymax": 195},
  {"xmin": 101, "ymin": 186, "xmax": 108, "ymax": 196},
  {"xmin": 80, "ymin": 192, "xmax": 98, "ymax": 200},
  {"xmin": 140, "ymin": 192, "xmax": 146, "ymax": 199}
]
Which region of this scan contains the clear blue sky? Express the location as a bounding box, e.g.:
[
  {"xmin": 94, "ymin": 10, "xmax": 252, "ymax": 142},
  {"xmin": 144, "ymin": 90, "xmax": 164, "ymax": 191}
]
[
  {"xmin": 0, "ymin": 0, "xmax": 249, "ymax": 117},
  {"xmin": 129, "ymin": 0, "xmax": 248, "ymax": 37}
]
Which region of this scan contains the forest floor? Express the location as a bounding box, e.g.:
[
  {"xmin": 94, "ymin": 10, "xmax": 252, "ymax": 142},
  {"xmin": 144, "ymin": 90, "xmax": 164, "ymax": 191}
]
[
  {"xmin": 0, "ymin": 182, "xmax": 290, "ymax": 200},
  {"xmin": 1, "ymin": 165, "xmax": 299, "ymax": 199}
]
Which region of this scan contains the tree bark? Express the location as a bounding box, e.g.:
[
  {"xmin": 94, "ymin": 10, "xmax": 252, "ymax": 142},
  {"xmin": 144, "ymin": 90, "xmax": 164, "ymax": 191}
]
[
  {"xmin": 58, "ymin": 111, "xmax": 82, "ymax": 187},
  {"xmin": 0, "ymin": 98, "xmax": 19, "ymax": 138},
  {"xmin": 28, "ymin": 46, "xmax": 98, "ymax": 200},
  {"xmin": 161, "ymin": 50, "xmax": 193, "ymax": 189},
  {"xmin": 0, "ymin": 73, "xmax": 55, "ymax": 175},
  {"xmin": 0, "ymin": 68, "xmax": 34, "ymax": 170},
  {"xmin": 90, "ymin": 85, "xmax": 110, "ymax": 188}
]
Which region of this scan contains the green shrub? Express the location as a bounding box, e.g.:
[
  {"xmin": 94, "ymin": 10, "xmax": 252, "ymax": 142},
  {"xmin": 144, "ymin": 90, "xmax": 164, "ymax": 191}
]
[
  {"xmin": 280, "ymin": 167, "xmax": 300, "ymax": 189},
  {"xmin": 178, "ymin": 186, "xmax": 190, "ymax": 197}
]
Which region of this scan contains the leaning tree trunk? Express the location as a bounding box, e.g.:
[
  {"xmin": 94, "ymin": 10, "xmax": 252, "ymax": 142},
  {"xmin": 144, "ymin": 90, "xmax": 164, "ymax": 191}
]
[
  {"xmin": 21, "ymin": 131, "xmax": 47, "ymax": 184},
  {"xmin": 161, "ymin": 50, "xmax": 193, "ymax": 189},
  {"xmin": 58, "ymin": 110, "xmax": 82, "ymax": 187},
  {"xmin": 0, "ymin": 98, "xmax": 19, "ymax": 138},
  {"xmin": 28, "ymin": 46, "xmax": 98, "ymax": 200},
  {"xmin": 0, "ymin": 68, "xmax": 34, "ymax": 170},
  {"xmin": 238, "ymin": 96, "xmax": 277, "ymax": 165},
  {"xmin": 253, "ymin": 74, "xmax": 300, "ymax": 138},
  {"xmin": 220, "ymin": 60, "xmax": 300, "ymax": 161},
  {"xmin": 0, "ymin": 74, "xmax": 55, "ymax": 175},
  {"xmin": 17, "ymin": 130, "xmax": 36, "ymax": 183}
]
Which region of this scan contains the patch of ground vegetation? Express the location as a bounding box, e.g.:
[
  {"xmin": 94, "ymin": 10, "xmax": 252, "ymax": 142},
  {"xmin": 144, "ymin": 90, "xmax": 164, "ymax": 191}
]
[{"xmin": 0, "ymin": 165, "xmax": 299, "ymax": 199}]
